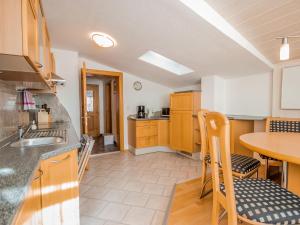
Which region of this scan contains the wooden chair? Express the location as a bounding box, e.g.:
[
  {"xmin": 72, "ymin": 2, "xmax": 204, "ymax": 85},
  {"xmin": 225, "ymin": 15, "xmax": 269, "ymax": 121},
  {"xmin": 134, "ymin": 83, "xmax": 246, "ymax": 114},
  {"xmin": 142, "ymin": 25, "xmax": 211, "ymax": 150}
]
[
  {"xmin": 261, "ymin": 117, "xmax": 300, "ymax": 179},
  {"xmin": 206, "ymin": 112, "xmax": 300, "ymax": 225},
  {"xmin": 198, "ymin": 110, "xmax": 261, "ymax": 198}
]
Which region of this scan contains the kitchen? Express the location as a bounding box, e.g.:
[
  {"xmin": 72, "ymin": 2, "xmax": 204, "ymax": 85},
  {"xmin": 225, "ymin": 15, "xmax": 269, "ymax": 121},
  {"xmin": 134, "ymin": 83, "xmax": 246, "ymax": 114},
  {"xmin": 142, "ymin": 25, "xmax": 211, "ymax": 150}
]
[{"xmin": 1, "ymin": 1, "xmax": 300, "ymax": 225}]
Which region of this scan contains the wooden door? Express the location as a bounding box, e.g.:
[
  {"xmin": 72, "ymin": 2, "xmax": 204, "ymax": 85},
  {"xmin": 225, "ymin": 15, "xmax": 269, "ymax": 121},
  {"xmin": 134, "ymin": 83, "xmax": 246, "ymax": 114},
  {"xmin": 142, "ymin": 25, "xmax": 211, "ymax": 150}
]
[
  {"xmin": 105, "ymin": 82, "xmax": 112, "ymax": 133},
  {"xmin": 170, "ymin": 111, "xmax": 193, "ymax": 152},
  {"xmin": 14, "ymin": 168, "xmax": 43, "ymax": 225},
  {"xmin": 86, "ymin": 84, "xmax": 100, "ymax": 137},
  {"xmin": 22, "ymin": 0, "xmax": 38, "ymax": 66},
  {"xmin": 41, "ymin": 150, "xmax": 79, "ymax": 225}
]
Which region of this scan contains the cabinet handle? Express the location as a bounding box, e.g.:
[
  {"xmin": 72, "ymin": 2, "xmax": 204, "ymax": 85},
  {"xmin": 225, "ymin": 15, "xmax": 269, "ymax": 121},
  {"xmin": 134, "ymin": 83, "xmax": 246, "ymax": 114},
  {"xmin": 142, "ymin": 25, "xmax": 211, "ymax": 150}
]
[
  {"xmin": 35, "ymin": 62, "xmax": 43, "ymax": 68},
  {"xmin": 50, "ymin": 155, "xmax": 70, "ymax": 164},
  {"xmin": 33, "ymin": 169, "xmax": 43, "ymax": 181}
]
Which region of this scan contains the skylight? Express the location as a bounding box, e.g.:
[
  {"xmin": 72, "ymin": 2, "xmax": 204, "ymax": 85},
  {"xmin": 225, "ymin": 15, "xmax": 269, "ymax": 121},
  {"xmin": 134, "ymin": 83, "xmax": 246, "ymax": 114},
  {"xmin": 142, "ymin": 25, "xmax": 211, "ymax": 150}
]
[{"xmin": 138, "ymin": 51, "xmax": 194, "ymax": 76}]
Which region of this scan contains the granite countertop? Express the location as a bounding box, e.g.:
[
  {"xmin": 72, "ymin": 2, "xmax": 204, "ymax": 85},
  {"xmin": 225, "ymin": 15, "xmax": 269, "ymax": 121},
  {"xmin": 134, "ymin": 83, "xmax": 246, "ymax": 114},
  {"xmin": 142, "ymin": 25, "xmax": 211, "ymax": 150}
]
[
  {"xmin": 0, "ymin": 122, "xmax": 81, "ymax": 225},
  {"xmin": 128, "ymin": 116, "xmax": 169, "ymax": 121}
]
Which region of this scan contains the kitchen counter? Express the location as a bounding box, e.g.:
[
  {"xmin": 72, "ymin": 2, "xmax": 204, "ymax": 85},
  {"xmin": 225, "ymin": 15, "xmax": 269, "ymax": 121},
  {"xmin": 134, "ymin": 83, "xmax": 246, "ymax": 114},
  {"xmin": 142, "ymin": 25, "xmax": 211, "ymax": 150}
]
[
  {"xmin": 0, "ymin": 122, "xmax": 81, "ymax": 225},
  {"xmin": 128, "ymin": 115, "xmax": 169, "ymax": 121},
  {"xmin": 226, "ymin": 114, "xmax": 266, "ymax": 121}
]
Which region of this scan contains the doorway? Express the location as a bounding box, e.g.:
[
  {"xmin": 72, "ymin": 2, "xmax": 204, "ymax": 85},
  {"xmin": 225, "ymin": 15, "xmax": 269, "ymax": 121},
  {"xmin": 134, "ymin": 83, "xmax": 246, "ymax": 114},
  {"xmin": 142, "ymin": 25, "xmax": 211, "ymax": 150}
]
[{"xmin": 81, "ymin": 63, "xmax": 124, "ymax": 153}]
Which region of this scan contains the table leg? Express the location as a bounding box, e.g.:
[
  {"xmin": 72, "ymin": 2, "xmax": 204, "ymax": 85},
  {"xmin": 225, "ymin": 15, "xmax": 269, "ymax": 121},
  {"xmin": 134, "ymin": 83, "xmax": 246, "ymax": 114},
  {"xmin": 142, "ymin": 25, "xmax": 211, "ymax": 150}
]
[{"xmin": 282, "ymin": 161, "xmax": 288, "ymax": 188}]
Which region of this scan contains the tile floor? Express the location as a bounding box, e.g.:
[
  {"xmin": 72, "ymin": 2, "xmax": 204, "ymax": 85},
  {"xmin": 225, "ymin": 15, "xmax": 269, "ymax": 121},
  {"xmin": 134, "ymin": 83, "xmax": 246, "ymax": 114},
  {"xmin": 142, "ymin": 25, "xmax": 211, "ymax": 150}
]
[
  {"xmin": 91, "ymin": 136, "xmax": 119, "ymax": 155},
  {"xmin": 80, "ymin": 151, "xmax": 201, "ymax": 225}
]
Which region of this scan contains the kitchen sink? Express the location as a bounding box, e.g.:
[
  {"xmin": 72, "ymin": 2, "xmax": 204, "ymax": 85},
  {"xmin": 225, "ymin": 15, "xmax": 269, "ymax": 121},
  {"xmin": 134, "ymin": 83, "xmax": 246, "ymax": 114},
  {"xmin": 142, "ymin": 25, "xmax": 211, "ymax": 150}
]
[{"xmin": 10, "ymin": 137, "xmax": 65, "ymax": 148}]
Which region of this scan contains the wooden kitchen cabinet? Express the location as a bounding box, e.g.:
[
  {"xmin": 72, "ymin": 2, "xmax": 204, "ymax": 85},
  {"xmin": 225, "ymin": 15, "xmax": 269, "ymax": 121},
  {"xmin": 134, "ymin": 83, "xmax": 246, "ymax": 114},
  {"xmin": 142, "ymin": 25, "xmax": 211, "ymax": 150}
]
[
  {"xmin": 128, "ymin": 119, "xmax": 169, "ymax": 149},
  {"xmin": 40, "ymin": 149, "xmax": 79, "ymax": 225},
  {"xmin": 170, "ymin": 92, "xmax": 201, "ymax": 154},
  {"xmin": 0, "ymin": 0, "xmax": 56, "ymax": 91},
  {"xmin": 13, "ymin": 168, "xmax": 43, "ymax": 225}
]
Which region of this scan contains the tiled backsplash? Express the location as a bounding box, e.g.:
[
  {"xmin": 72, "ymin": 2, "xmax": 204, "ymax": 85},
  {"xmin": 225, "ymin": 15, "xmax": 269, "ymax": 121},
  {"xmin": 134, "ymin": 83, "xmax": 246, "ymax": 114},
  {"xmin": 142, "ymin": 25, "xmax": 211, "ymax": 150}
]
[
  {"xmin": 0, "ymin": 81, "xmax": 24, "ymax": 141},
  {"xmin": 0, "ymin": 80, "xmax": 71, "ymax": 142}
]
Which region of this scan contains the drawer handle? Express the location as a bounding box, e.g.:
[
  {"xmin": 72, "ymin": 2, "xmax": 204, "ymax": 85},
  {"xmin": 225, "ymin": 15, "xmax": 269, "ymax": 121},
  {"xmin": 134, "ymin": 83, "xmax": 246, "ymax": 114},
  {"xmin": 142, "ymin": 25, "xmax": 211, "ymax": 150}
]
[
  {"xmin": 33, "ymin": 169, "xmax": 43, "ymax": 180},
  {"xmin": 35, "ymin": 62, "xmax": 43, "ymax": 68},
  {"xmin": 50, "ymin": 155, "xmax": 70, "ymax": 164}
]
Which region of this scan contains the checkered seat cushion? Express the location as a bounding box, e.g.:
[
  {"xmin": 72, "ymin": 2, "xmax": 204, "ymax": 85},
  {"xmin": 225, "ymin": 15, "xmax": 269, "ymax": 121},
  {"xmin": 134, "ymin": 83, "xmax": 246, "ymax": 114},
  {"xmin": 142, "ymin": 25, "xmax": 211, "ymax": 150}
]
[
  {"xmin": 220, "ymin": 179, "xmax": 300, "ymax": 224},
  {"xmin": 204, "ymin": 154, "xmax": 261, "ymax": 174}
]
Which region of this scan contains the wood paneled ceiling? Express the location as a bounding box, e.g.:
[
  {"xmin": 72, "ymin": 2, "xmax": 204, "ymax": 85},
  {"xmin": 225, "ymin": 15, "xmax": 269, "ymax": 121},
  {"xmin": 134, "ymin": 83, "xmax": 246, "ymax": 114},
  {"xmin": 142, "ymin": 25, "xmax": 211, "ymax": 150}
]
[{"xmin": 205, "ymin": 0, "xmax": 300, "ymax": 63}]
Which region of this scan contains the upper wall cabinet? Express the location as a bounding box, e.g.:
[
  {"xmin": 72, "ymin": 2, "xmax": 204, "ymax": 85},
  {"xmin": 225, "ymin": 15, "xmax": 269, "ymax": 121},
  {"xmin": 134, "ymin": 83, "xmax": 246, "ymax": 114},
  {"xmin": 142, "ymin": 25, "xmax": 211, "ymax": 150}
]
[{"xmin": 0, "ymin": 0, "xmax": 54, "ymax": 90}]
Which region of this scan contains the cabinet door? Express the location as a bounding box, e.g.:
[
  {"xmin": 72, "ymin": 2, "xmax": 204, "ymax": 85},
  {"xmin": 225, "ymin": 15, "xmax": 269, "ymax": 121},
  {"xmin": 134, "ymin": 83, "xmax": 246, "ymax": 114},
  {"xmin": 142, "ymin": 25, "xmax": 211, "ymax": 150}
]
[
  {"xmin": 22, "ymin": 0, "xmax": 38, "ymax": 66},
  {"xmin": 14, "ymin": 169, "xmax": 43, "ymax": 225},
  {"xmin": 158, "ymin": 120, "xmax": 169, "ymax": 146},
  {"xmin": 41, "ymin": 150, "xmax": 79, "ymax": 225},
  {"xmin": 170, "ymin": 111, "xmax": 193, "ymax": 152},
  {"xmin": 170, "ymin": 93, "xmax": 193, "ymax": 111}
]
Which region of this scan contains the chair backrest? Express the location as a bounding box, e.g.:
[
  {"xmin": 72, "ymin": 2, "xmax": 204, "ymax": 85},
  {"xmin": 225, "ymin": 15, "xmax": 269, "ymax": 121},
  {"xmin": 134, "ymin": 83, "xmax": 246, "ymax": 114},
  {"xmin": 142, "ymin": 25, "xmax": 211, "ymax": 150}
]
[
  {"xmin": 266, "ymin": 117, "xmax": 300, "ymax": 133},
  {"xmin": 205, "ymin": 112, "xmax": 238, "ymax": 224},
  {"xmin": 197, "ymin": 109, "xmax": 209, "ymax": 159}
]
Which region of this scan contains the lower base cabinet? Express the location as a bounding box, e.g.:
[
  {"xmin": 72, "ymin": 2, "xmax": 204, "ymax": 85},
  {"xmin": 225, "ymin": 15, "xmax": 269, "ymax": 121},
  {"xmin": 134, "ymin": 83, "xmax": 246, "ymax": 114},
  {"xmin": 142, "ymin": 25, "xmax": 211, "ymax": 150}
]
[{"xmin": 13, "ymin": 149, "xmax": 79, "ymax": 225}]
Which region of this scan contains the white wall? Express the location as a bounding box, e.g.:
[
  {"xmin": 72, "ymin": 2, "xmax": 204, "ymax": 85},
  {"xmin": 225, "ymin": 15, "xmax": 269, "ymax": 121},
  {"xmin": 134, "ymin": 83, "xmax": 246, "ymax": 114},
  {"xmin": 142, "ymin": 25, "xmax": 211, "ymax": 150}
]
[
  {"xmin": 225, "ymin": 73, "xmax": 272, "ymax": 116},
  {"xmin": 201, "ymin": 76, "xmax": 226, "ymax": 113},
  {"xmin": 272, "ymin": 59, "xmax": 300, "ymax": 118},
  {"xmin": 79, "ymin": 57, "xmax": 174, "ymax": 149},
  {"xmin": 52, "ymin": 48, "xmax": 81, "ymax": 137},
  {"xmin": 86, "ymin": 79, "xmax": 105, "ymax": 134}
]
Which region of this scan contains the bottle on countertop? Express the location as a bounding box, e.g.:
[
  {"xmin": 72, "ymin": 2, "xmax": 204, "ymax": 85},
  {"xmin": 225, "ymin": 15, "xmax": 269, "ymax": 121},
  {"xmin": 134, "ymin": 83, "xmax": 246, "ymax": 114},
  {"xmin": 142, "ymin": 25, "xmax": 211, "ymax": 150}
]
[{"xmin": 31, "ymin": 120, "xmax": 37, "ymax": 130}]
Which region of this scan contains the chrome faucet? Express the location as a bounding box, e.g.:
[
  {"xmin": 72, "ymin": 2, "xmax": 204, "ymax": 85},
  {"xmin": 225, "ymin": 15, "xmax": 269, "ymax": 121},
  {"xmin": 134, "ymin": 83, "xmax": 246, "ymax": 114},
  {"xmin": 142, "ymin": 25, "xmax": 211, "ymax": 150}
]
[{"xmin": 18, "ymin": 123, "xmax": 31, "ymax": 140}]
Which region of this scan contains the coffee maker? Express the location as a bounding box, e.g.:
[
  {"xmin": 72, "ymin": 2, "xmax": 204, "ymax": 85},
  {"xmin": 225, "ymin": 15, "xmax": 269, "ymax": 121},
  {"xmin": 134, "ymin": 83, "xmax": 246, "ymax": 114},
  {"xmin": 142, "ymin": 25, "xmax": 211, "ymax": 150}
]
[{"xmin": 137, "ymin": 105, "xmax": 146, "ymax": 118}]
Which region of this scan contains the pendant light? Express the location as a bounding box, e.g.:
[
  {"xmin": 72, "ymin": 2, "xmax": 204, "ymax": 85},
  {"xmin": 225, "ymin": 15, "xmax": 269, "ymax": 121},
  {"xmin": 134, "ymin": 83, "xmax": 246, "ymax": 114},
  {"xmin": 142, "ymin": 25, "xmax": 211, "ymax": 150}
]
[
  {"xmin": 280, "ymin": 37, "xmax": 289, "ymax": 61},
  {"xmin": 277, "ymin": 36, "xmax": 300, "ymax": 61}
]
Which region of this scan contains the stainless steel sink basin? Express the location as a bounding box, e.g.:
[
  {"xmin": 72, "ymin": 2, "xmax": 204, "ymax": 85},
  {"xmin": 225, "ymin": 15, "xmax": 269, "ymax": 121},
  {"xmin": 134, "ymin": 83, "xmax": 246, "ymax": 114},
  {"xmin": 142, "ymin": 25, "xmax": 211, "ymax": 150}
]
[{"xmin": 10, "ymin": 137, "xmax": 65, "ymax": 148}]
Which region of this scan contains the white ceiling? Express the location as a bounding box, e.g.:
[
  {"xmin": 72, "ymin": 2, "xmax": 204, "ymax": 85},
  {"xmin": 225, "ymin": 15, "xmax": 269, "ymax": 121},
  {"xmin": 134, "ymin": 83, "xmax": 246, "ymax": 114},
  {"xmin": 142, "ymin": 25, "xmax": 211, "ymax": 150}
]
[
  {"xmin": 205, "ymin": 0, "xmax": 300, "ymax": 64},
  {"xmin": 43, "ymin": 0, "xmax": 272, "ymax": 88}
]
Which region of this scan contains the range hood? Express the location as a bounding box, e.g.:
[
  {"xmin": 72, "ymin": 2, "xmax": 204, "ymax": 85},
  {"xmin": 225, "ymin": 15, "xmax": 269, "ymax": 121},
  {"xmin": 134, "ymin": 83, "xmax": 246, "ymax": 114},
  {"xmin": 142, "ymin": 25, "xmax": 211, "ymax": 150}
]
[{"xmin": 50, "ymin": 73, "xmax": 66, "ymax": 86}]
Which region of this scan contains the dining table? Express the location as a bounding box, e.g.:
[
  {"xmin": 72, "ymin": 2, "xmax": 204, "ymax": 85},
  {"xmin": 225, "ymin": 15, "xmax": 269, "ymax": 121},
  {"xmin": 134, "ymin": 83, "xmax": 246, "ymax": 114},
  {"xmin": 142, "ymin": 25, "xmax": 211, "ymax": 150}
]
[{"xmin": 240, "ymin": 132, "xmax": 300, "ymax": 196}]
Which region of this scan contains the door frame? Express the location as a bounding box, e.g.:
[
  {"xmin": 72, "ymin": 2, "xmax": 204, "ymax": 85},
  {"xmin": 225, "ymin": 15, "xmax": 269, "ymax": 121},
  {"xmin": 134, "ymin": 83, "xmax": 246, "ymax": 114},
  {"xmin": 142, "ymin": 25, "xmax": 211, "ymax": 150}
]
[{"xmin": 81, "ymin": 62, "xmax": 125, "ymax": 151}]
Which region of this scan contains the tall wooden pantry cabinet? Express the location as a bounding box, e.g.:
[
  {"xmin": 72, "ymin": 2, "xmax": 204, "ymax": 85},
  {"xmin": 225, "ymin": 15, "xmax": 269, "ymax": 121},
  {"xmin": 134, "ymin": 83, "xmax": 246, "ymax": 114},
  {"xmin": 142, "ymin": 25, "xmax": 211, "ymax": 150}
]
[{"xmin": 169, "ymin": 91, "xmax": 201, "ymax": 155}]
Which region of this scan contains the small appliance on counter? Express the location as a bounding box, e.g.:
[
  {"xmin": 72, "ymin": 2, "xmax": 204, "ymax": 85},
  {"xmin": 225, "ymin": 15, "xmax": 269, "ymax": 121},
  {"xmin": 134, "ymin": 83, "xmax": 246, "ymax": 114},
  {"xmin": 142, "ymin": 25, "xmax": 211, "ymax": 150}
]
[
  {"xmin": 137, "ymin": 105, "xmax": 146, "ymax": 118},
  {"xmin": 161, "ymin": 107, "xmax": 170, "ymax": 117}
]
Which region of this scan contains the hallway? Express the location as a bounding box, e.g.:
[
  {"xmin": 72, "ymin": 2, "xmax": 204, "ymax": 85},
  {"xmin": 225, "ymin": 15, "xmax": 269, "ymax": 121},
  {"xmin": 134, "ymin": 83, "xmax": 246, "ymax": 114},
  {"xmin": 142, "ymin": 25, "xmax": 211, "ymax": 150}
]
[{"xmin": 91, "ymin": 135, "xmax": 119, "ymax": 155}]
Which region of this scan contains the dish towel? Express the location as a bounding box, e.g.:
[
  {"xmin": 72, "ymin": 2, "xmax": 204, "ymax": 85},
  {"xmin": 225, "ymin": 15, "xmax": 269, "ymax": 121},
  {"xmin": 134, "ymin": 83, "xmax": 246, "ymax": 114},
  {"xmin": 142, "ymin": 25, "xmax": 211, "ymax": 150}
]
[{"xmin": 16, "ymin": 90, "xmax": 36, "ymax": 111}]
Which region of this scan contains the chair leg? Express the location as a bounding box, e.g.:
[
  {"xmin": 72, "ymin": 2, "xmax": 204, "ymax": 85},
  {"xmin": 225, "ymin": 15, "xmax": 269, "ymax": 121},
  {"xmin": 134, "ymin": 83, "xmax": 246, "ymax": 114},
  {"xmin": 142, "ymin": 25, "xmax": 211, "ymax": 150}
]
[
  {"xmin": 200, "ymin": 162, "xmax": 211, "ymax": 198},
  {"xmin": 265, "ymin": 158, "xmax": 269, "ymax": 179},
  {"xmin": 212, "ymin": 194, "xmax": 221, "ymax": 225}
]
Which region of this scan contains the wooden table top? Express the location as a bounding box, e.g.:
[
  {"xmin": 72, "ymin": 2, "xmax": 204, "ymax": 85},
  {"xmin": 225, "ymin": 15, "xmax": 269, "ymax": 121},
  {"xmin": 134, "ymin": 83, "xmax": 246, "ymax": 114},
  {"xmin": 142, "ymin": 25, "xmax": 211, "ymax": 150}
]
[{"xmin": 240, "ymin": 132, "xmax": 300, "ymax": 165}]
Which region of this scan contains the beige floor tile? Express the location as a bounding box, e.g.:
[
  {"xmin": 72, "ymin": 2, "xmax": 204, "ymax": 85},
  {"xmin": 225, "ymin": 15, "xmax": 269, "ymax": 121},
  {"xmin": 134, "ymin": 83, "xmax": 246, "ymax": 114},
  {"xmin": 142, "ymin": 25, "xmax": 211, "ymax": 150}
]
[
  {"xmin": 123, "ymin": 192, "xmax": 149, "ymax": 207},
  {"xmin": 142, "ymin": 183, "xmax": 165, "ymax": 195},
  {"xmin": 81, "ymin": 174, "xmax": 96, "ymax": 184},
  {"xmin": 163, "ymin": 185, "xmax": 174, "ymax": 197},
  {"xmin": 105, "ymin": 178, "xmax": 128, "ymax": 188},
  {"xmin": 140, "ymin": 174, "xmax": 160, "ymax": 184},
  {"xmin": 123, "ymin": 181, "xmax": 145, "ymax": 192},
  {"xmin": 89, "ymin": 176, "xmax": 110, "ymax": 187},
  {"xmin": 98, "ymin": 203, "xmax": 130, "ymax": 222},
  {"xmin": 80, "ymin": 216, "xmax": 106, "ymax": 225},
  {"xmin": 80, "ymin": 199, "xmax": 108, "ymax": 217},
  {"xmin": 82, "ymin": 186, "xmax": 111, "ymax": 200},
  {"xmin": 151, "ymin": 211, "xmax": 165, "ymax": 225},
  {"xmin": 103, "ymin": 189, "xmax": 128, "ymax": 203},
  {"xmin": 153, "ymin": 169, "xmax": 171, "ymax": 177},
  {"xmin": 104, "ymin": 222, "xmax": 126, "ymax": 225},
  {"xmin": 80, "ymin": 184, "xmax": 92, "ymax": 195},
  {"xmin": 145, "ymin": 196, "xmax": 169, "ymax": 211},
  {"xmin": 123, "ymin": 207, "xmax": 155, "ymax": 225},
  {"xmin": 157, "ymin": 176, "xmax": 177, "ymax": 185}
]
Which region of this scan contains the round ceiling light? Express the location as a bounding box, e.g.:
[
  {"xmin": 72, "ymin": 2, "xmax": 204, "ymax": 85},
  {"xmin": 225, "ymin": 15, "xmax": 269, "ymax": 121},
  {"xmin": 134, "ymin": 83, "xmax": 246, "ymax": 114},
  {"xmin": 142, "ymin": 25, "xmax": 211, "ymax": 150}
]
[{"xmin": 90, "ymin": 32, "xmax": 117, "ymax": 48}]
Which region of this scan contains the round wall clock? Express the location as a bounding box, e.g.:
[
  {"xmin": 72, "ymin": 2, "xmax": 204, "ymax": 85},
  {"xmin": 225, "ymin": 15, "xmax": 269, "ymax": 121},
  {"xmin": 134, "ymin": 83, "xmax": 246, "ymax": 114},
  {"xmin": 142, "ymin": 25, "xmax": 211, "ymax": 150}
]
[{"xmin": 133, "ymin": 81, "xmax": 142, "ymax": 91}]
